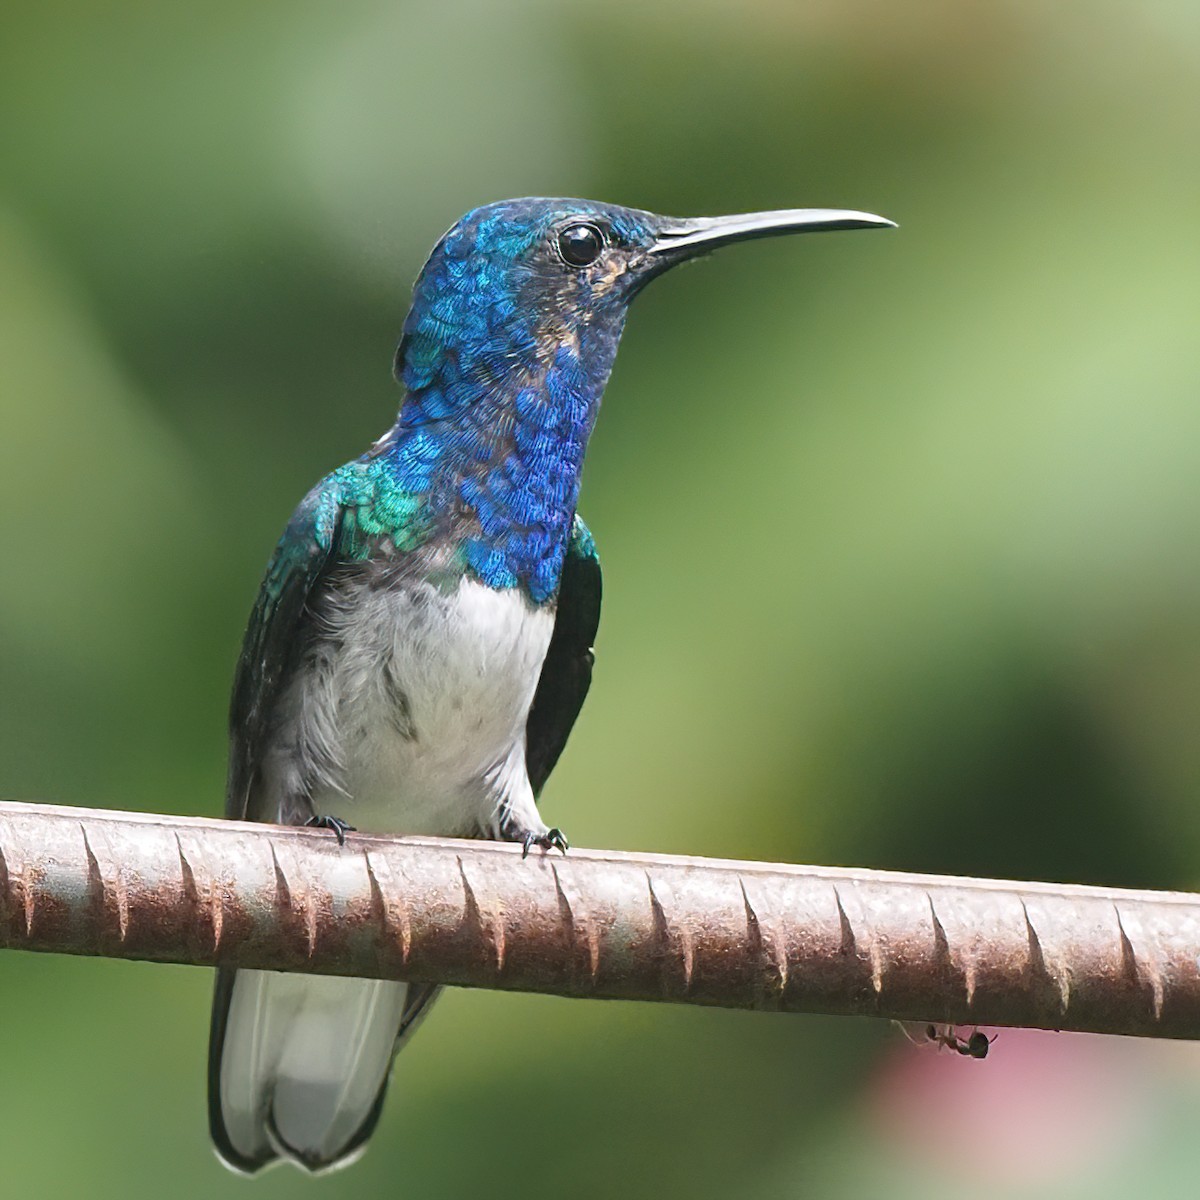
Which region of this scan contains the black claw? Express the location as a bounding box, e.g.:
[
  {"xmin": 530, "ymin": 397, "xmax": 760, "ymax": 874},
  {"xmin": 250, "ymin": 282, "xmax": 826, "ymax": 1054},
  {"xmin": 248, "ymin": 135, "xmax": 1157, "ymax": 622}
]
[
  {"xmin": 304, "ymin": 815, "xmax": 356, "ymax": 846},
  {"xmin": 521, "ymin": 827, "xmax": 569, "ymax": 859}
]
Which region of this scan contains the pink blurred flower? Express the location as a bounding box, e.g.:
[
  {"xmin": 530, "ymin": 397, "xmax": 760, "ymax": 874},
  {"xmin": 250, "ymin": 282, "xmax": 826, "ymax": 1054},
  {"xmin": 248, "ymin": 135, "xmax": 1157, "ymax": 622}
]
[{"xmin": 867, "ymin": 1026, "xmax": 1162, "ymax": 1187}]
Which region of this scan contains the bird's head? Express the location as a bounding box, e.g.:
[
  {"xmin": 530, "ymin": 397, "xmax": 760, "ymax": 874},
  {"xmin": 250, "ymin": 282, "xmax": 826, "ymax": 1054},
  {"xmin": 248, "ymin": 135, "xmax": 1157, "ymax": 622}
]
[
  {"xmin": 395, "ymin": 197, "xmax": 894, "ymax": 397},
  {"xmin": 386, "ymin": 197, "xmax": 892, "ymax": 598}
]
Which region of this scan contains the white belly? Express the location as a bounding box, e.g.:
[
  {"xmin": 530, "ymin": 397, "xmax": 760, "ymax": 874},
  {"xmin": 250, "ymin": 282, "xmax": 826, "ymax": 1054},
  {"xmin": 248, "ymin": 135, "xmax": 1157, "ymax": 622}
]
[{"xmin": 264, "ymin": 575, "xmax": 555, "ymax": 837}]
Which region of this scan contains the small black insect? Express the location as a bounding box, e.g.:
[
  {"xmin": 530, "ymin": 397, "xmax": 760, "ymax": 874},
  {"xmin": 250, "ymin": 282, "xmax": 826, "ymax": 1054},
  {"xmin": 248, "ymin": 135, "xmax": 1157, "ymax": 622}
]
[{"xmin": 924, "ymin": 1023, "xmax": 997, "ymax": 1059}]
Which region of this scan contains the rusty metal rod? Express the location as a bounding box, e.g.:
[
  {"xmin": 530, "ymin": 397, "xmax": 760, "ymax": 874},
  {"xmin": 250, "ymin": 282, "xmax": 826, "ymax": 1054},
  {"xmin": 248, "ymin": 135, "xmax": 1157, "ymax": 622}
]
[{"xmin": 1, "ymin": 799, "xmax": 1199, "ymax": 1038}]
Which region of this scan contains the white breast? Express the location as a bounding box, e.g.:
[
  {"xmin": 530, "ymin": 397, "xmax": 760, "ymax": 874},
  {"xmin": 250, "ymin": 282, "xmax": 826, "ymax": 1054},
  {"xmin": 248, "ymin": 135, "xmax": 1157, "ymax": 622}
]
[{"xmin": 263, "ymin": 576, "xmax": 555, "ymax": 837}]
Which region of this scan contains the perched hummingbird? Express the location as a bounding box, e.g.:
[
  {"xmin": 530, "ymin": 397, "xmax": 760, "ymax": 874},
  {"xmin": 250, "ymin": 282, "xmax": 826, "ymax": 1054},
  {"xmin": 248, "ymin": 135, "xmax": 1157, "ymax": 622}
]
[{"xmin": 208, "ymin": 197, "xmax": 893, "ymax": 1173}]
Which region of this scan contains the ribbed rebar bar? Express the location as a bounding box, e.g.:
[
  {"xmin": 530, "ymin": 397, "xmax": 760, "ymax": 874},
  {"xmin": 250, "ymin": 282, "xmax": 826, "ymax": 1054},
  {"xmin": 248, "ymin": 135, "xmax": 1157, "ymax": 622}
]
[{"xmin": 1, "ymin": 800, "xmax": 1198, "ymax": 1038}]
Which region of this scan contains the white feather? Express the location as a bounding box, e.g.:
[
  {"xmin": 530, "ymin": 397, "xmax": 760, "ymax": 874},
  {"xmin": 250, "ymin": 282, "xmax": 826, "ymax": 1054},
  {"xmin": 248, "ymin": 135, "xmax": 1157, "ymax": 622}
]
[{"xmin": 218, "ymin": 575, "xmax": 555, "ymax": 1170}]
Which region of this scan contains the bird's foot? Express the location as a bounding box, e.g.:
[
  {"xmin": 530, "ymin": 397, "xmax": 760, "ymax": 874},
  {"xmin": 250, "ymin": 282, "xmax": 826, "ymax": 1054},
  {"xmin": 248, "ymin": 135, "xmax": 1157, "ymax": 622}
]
[
  {"xmin": 304, "ymin": 814, "xmax": 356, "ymax": 846},
  {"xmin": 520, "ymin": 827, "xmax": 570, "ymax": 859}
]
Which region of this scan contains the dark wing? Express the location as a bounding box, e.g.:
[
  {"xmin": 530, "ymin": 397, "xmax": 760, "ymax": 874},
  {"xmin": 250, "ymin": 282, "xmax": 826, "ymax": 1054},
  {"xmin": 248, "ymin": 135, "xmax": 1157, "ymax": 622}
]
[
  {"xmin": 525, "ymin": 516, "xmax": 602, "ymax": 796},
  {"xmin": 211, "ymin": 481, "xmax": 346, "ymax": 1173},
  {"xmin": 225, "ymin": 481, "xmax": 344, "ymax": 821}
]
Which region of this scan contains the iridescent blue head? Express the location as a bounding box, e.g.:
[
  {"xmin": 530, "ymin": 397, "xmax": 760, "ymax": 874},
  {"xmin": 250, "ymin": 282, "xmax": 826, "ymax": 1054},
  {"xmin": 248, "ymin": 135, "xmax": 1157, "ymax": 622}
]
[
  {"xmin": 384, "ymin": 197, "xmax": 893, "ymax": 601},
  {"xmin": 395, "ymin": 198, "xmax": 661, "ymax": 403}
]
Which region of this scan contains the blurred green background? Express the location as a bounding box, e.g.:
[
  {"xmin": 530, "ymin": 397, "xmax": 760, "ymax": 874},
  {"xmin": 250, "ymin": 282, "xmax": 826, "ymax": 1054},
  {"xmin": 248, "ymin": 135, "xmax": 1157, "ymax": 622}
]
[{"xmin": 3, "ymin": 1, "xmax": 1200, "ymax": 1196}]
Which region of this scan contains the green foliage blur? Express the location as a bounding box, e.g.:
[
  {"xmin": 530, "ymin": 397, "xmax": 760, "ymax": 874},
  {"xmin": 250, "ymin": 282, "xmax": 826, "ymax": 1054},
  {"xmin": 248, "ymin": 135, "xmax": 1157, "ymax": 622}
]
[{"xmin": 3, "ymin": 2, "xmax": 1200, "ymax": 1196}]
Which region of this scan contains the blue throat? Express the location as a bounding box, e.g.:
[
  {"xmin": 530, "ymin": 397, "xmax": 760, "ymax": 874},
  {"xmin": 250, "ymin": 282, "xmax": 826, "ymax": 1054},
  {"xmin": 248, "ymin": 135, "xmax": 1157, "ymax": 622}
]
[{"xmin": 380, "ymin": 204, "xmax": 630, "ymax": 603}]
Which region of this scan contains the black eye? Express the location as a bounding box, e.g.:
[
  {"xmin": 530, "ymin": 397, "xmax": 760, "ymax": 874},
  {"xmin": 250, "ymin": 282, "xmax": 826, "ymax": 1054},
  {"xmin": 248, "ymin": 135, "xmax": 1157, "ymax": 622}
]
[{"xmin": 557, "ymin": 222, "xmax": 604, "ymax": 267}]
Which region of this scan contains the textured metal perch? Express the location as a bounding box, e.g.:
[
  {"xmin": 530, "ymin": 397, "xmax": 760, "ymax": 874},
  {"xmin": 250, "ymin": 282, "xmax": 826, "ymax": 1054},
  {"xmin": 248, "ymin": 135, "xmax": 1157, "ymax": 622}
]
[{"xmin": 1, "ymin": 800, "xmax": 1199, "ymax": 1039}]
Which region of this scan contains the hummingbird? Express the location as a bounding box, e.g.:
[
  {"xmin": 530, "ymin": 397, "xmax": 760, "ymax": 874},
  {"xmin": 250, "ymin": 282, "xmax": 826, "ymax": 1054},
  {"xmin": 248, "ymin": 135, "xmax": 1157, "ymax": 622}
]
[{"xmin": 207, "ymin": 197, "xmax": 893, "ymax": 1173}]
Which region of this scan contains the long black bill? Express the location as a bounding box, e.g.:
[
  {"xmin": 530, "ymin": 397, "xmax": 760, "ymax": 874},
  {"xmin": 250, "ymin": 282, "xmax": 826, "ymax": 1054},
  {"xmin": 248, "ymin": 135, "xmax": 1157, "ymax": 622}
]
[{"xmin": 650, "ymin": 208, "xmax": 896, "ymax": 260}]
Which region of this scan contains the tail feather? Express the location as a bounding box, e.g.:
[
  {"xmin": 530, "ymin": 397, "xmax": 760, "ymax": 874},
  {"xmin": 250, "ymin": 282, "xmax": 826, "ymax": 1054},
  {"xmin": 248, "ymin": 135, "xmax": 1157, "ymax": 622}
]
[{"xmin": 209, "ymin": 968, "xmax": 436, "ymax": 1173}]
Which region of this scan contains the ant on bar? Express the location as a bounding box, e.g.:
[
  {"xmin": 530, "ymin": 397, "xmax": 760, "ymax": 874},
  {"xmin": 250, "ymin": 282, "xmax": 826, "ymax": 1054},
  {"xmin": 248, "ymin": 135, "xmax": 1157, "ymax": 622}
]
[{"xmin": 924, "ymin": 1023, "xmax": 996, "ymax": 1059}]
